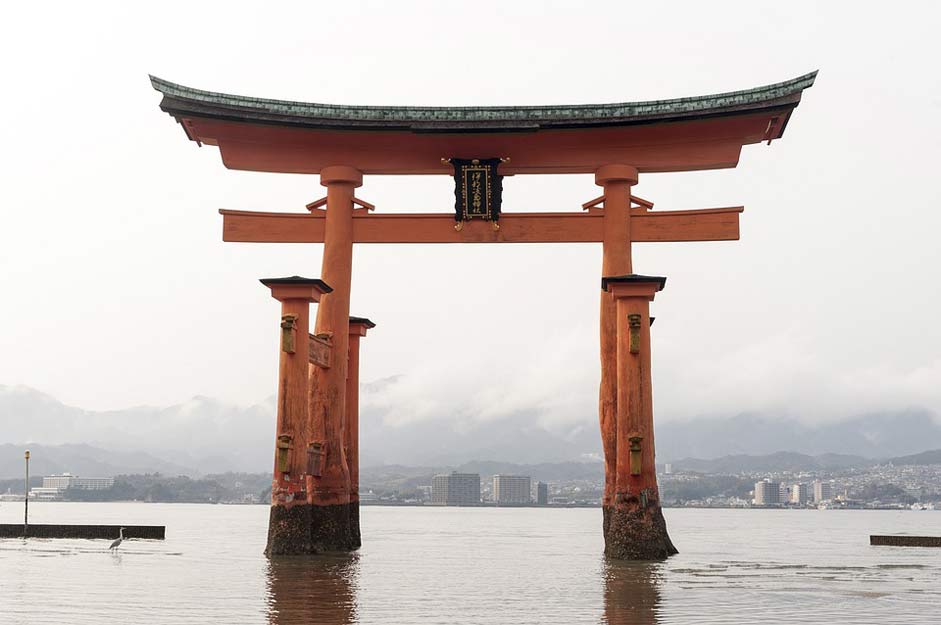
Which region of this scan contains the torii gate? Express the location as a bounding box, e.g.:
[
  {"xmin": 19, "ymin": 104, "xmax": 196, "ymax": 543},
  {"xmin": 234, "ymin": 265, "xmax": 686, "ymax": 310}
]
[{"xmin": 152, "ymin": 71, "xmax": 816, "ymax": 559}]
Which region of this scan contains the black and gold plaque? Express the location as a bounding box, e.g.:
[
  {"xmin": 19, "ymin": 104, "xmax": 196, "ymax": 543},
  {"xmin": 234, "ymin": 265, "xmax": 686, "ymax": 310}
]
[{"xmin": 448, "ymin": 158, "xmax": 504, "ymax": 223}]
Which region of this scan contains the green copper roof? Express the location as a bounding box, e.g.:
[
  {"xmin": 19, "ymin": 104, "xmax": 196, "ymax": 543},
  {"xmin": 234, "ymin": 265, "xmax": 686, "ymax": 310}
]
[{"xmin": 151, "ymin": 71, "xmax": 816, "ymax": 133}]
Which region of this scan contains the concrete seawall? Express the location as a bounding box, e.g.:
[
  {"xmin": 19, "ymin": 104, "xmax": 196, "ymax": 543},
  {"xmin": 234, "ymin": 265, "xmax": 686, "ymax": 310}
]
[
  {"xmin": 0, "ymin": 524, "xmax": 165, "ymax": 539},
  {"xmin": 870, "ymin": 535, "xmax": 941, "ymax": 547}
]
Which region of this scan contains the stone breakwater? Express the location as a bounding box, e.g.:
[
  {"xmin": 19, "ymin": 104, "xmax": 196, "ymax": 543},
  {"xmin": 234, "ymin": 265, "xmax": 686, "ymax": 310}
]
[
  {"xmin": 870, "ymin": 535, "xmax": 941, "ymax": 547},
  {"xmin": 0, "ymin": 524, "xmax": 165, "ymax": 539}
]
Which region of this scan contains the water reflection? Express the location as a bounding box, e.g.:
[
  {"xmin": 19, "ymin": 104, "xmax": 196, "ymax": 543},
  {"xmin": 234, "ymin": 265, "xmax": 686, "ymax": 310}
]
[
  {"xmin": 602, "ymin": 559, "xmax": 662, "ymax": 625},
  {"xmin": 266, "ymin": 555, "xmax": 360, "ymax": 625}
]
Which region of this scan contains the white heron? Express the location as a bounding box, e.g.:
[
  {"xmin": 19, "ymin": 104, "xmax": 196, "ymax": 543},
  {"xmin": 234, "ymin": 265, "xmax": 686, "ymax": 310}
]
[{"xmin": 109, "ymin": 527, "xmax": 127, "ymax": 551}]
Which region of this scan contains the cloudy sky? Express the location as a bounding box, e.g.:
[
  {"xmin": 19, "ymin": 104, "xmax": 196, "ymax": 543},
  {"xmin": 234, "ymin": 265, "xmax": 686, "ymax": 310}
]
[{"xmin": 1, "ymin": 2, "xmax": 939, "ymax": 435}]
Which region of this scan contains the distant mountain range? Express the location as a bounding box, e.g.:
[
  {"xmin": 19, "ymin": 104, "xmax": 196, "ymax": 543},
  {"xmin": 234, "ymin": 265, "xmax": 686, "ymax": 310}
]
[
  {"xmin": 0, "ymin": 385, "xmax": 274, "ymax": 476},
  {"xmin": 0, "ymin": 443, "xmax": 194, "ymax": 479},
  {"xmin": 655, "ymin": 411, "xmax": 941, "ymax": 461},
  {"xmin": 2, "ymin": 383, "xmax": 941, "ymax": 477},
  {"xmin": 669, "ymin": 452, "xmax": 874, "ymax": 474},
  {"xmin": 887, "ymin": 449, "xmax": 941, "ymax": 466}
]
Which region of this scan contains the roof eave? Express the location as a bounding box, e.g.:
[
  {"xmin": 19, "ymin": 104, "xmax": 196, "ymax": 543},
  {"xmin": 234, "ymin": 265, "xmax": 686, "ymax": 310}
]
[
  {"xmin": 151, "ymin": 71, "xmax": 817, "ymax": 137},
  {"xmin": 157, "ymin": 95, "xmax": 806, "ymax": 137}
]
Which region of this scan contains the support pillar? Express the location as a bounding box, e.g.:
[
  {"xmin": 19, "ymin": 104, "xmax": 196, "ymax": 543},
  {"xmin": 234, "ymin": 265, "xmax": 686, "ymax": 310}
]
[
  {"xmin": 346, "ymin": 316, "xmax": 375, "ymax": 549},
  {"xmin": 601, "ymin": 274, "xmax": 677, "ymax": 560},
  {"xmin": 308, "ymin": 165, "xmax": 362, "ymax": 552},
  {"xmin": 260, "ymin": 276, "xmax": 332, "ymax": 556},
  {"xmin": 596, "ymin": 165, "xmax": 637, "ymax": 511}
]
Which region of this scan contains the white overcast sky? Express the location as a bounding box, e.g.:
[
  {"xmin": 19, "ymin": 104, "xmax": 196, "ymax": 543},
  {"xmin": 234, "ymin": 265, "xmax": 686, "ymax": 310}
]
[{"xmin": 1, "ymin": 1, "xmax": 939, "ymax": 431}]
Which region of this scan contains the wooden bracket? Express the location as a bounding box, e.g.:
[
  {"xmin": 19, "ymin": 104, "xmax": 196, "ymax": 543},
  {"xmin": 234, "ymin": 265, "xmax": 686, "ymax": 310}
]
[
  {"xmin": 581, "ymin": 194, "xmax": 605, "ymax": 210},
  {"xmin": 306, "ymin": 196, "xmax": 375, "ymax": 212},
  {"xmin": 353, "ymin": 196, "xmax": 375, "ymax": 211},
  {"xmin": 581, "ymin": 194, "xmax": 655, "ymax": 211},
  {"xmin": 305, "ymin": 196, "xmax": 327, "ymax": 212},
  {"xmin": 632, "ymin": 195, "xmax": 654, "ymax": 210}
]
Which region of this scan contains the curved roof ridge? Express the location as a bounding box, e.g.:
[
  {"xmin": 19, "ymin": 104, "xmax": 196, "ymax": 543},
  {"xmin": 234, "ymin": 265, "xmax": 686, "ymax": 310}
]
[{"xmin": 150, "ymin": 72, "xmax": 817, "ymax": 125}]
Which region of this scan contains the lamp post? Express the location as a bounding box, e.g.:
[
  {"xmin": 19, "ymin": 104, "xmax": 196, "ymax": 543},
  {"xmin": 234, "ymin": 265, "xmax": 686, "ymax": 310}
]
[{"xmin": 24, "ymin": 449, "xmax": 30, "ymax": 537}]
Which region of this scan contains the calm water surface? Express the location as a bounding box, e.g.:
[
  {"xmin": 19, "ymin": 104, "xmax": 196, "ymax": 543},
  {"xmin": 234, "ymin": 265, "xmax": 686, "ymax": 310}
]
[{"xmin": 1, "ymin": 503, "xmax": 939, "ymax": 624}]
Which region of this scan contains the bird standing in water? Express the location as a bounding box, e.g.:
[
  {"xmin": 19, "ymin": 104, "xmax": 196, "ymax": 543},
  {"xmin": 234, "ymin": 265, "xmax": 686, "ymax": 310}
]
[{"xmin": 109, "ymin": 527, "xmax": 126, "ymax": 551}]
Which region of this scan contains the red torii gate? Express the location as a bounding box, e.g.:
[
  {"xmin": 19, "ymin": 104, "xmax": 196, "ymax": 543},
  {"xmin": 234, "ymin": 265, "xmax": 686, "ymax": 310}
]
[{"xmin": 152, "ymin": 71, "xmax": 816, "ymax": 559}]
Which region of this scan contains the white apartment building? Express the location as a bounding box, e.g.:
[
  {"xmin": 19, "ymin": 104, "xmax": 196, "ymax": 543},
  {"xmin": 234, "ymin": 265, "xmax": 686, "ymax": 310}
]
[
  {"xmin": 493, "ymin": 475, "xmax": 532, "ymax": 504},
  {"xmin": 431, "ymin": 472, "xmax": 481, "ymax": 505},
  {"xmin": 790, "ymin": 482, "xmax": 811, "ymax": 504},
  {"xmin": 813, "ymin": 480, "xmax": 833, "ymax": 503},
  {"xmin": 30, "ymin": 473, "xmax": 115, "ymax": 499},
  {"xmin": 42, "ymin": 474, "xmax": 114, "ymax": 490}
]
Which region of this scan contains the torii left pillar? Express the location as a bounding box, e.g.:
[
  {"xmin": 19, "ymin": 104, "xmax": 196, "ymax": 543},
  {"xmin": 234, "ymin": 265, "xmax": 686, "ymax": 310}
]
[{"xmin": 261, "ymin": 276, "xmax": 333, "ymax": 556}]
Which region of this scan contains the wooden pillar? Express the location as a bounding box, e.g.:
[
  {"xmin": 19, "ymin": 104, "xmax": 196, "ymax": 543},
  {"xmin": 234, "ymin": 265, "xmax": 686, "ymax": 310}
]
[
  {"xmin": 308, "ymin": 165, "xmax": 362, "ymax": 552},
  {"xmin": 260, "ymin": 276, "xmax": 332, "ymax": 556},
  {"xmin": 602, "ymin": 274, "xmax": 677, "ymax": 560},
  {"xmin": 596, "ymin": 164, "xmax": 637, "ymax": 509},
  {"xmin": 346, "ymin": 316, "xmax": 374, "ymax": 549}
]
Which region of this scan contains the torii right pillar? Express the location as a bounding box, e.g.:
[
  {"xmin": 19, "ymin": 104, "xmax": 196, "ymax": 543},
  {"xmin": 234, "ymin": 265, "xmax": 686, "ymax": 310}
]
[{"xmin": 601, "ymin": 274, "xmax": 677, "ymax": 559}]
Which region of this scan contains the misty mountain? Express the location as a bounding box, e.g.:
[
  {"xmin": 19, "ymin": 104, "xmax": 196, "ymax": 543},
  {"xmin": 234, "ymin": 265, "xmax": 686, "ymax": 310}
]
[
  {"xmin": 2, "ymin": 383, "xmax": 941, "ymax": 477},
  {"xmin": 670, "ymin": 452, "xmax": 875, "ymax": 474},
  {"xmin": 888, "ymin": 449, "xmax": 941, "ymax": 466},
  {"xmin": 0, "ymin": 443, "xmax": 193, "ymax": 478},
  {"xmin": 358, "ymin": 411, "xmax": 601, "ymax": 467},
  {"xmin": 655, "ymin": 411, "xmax": 941, "ymax": 461},
  {"xmin": 0, "ymin": 385, "xmax": 275, "ymax": 475}
]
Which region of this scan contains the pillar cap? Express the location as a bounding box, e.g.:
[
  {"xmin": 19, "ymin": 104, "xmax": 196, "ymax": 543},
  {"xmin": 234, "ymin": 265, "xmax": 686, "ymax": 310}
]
[
  {"xmin": 349, "ymin": 316, "xmax": 376, "ymax": 336},
  {"xmin": 601, "ymin": 274, "xmax": 666, "ymax": 291},
  {"xmin": 320, "ymin": 165, "xmax": 363, "ymax": 187},
  {"xmin": 602, "ymin": 274, "xmax": 666, "ymax": 299},
  {"xmin": 260, "ymin": 276, "xmax": 333, "ymax": 302},
  {"xmin": 595, "ymin": 164, "xmax": 639, "ymax": 186},
  {"xmin": 349, "ymin": 316, "xmax": 376, "ymax": 328}
]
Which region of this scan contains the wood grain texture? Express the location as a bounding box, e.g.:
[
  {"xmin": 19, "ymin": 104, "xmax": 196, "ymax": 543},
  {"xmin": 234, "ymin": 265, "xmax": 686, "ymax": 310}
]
[
  {"xmin": 308, "ymin": 334, "xmax": 332, "ymax": 369},
  {"xmin": 273, "ymin": 298, "xmax": 311, "ymax": 502},
  {"xmin": 599, "ymin": 179, "xmax": 633, "ymax": 507},
  {"xmin": 308, "ymin": 180, "xmax": 355, "ymax": 507}
]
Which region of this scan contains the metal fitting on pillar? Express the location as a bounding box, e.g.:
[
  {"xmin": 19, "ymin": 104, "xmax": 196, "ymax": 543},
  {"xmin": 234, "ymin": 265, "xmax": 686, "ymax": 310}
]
[
  {"xmin": 628, "ymin": 435, "xmax": 643, "ymax": 475},
  {"xmin": 281, "ymin": 314, "xmax": 298, "ymax": 353},
  {"xmin": 628, "ymin": 314, "xmax": 642, "ymax": 353}
]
